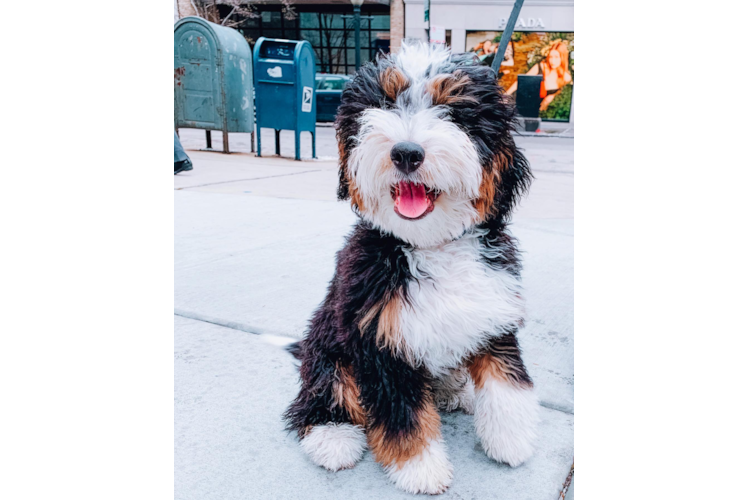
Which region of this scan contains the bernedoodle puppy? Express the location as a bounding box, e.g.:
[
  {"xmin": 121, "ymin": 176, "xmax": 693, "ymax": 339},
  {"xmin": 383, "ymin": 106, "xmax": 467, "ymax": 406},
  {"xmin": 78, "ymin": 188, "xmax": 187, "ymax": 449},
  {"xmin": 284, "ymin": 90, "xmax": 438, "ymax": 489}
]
[{"xmin": 284, "ymin": 41, "xmax": 538, "ymax": 494}]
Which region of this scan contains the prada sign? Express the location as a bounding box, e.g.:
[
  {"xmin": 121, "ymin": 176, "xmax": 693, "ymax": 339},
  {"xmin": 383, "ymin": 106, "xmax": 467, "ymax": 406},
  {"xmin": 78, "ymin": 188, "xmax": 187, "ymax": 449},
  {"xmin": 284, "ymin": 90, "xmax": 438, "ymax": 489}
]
[{"xmin": 499, "ymin": 17, "xmax": 546, "ymax": 29}]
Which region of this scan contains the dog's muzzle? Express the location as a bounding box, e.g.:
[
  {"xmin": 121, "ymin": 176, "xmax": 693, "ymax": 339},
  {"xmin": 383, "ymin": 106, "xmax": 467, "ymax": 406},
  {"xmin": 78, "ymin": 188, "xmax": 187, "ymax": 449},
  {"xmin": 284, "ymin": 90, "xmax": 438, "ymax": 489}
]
[{"xmin": 390, "ymin": 142, "xmax": 425, "ymax": 175}]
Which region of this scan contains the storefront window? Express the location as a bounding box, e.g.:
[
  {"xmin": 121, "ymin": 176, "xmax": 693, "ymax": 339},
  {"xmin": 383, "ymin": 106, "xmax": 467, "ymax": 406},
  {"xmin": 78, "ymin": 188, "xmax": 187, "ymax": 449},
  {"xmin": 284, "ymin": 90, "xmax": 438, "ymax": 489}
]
[
  {"xmin": 467, "ymin": 31, "xmax": 574, "ymax": 122},
  {"xmin": 300, "ymin": 29, "xmax": 321, "ymax": 46},
  {"xmin": 261, "ymin": 11, "xmax": 281, "ymax": 29},
  {"xmin": 300, "ymin": 13, "xmax": 320, "ymax": 29},
  {"xmin": 370, "ymin": 15, "xmax": 390, "ymax": 30},
  {"xmin": 238, "ymin": 7, "xmax": 389, "ymax": 75}
]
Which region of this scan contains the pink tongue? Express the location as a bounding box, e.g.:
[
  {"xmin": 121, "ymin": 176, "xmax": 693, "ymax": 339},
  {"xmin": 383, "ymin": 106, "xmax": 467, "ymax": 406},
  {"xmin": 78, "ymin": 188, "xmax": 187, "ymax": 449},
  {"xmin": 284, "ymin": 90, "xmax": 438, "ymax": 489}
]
[{"xmin": 396, "ymin": 181, "xmax": 430, "ymax": 218}]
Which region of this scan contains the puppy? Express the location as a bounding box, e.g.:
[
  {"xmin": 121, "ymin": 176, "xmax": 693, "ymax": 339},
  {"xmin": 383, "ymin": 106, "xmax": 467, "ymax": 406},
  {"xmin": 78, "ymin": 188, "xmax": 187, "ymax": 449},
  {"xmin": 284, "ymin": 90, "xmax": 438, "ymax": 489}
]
[{"xmin": 284, "ymin": 42, "xmax": 538, "ymax": 494}]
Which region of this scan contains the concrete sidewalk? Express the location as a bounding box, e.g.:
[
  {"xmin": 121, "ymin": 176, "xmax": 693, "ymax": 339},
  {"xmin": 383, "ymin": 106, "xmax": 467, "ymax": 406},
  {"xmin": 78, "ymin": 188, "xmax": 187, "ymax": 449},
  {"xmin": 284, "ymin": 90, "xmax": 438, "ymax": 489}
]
[{"xmin": 174, "ymin": 132, "xmax": 574, "ymax": 499}]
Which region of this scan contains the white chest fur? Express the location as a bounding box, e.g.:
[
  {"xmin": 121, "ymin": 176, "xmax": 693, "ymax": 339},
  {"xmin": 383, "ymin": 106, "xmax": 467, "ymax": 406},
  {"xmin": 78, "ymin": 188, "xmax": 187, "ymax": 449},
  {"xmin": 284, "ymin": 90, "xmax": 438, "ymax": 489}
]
[{"xmin": 398, "ymin": 232, "xmax": 525, "ymax": 376}]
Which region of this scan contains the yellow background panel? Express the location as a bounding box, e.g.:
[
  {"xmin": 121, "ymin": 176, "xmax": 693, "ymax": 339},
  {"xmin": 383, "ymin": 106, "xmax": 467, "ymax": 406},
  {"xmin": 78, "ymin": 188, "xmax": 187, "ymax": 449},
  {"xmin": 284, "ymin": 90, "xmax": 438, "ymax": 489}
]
[{"xmin": 574, "ymin": 96, "xmax": 748, "ymax": 500}]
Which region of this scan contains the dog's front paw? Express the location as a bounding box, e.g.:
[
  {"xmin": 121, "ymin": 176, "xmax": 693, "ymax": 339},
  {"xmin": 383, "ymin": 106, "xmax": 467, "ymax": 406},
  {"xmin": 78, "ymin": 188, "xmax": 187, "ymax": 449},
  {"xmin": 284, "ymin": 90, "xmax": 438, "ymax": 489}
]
[
  {"xmin": 300, "ymin": 423, "xmax": 367, "ymax": 471},
  {"xmin": 474, "ymin": 380, "xmax": 540, "ymax": 467},
  {"xmin": 385, "ymin": 438, "xmax": 453, "ymax": 495}
]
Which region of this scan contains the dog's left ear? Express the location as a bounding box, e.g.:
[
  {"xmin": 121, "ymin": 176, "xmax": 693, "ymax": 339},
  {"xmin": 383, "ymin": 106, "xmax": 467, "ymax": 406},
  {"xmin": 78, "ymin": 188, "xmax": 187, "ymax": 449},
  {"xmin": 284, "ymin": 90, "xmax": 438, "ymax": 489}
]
[
  {"xmin": 489, "ymin": 145, "xmax": 532, "ymax": 221},
  {"xmin": 448, "ymin": 62, "xmax": 532, "ymax": 222}
]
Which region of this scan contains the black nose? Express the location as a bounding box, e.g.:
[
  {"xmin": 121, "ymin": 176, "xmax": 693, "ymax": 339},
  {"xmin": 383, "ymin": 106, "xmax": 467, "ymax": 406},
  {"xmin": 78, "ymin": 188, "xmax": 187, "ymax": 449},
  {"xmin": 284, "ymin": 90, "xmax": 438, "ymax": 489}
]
[{"xmin": 390, "ymin": 142, "xmax": 425, "ymax": 174}]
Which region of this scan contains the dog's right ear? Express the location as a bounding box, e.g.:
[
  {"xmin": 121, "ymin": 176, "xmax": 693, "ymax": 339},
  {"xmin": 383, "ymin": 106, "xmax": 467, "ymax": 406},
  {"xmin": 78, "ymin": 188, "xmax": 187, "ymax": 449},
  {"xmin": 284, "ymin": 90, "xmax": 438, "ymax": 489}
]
[
  {"xmin": 334, "ymin": 94, "xmax": 368, "ymax": 211},
  {"xmin": 334, "ymin": 61, "xmax": 393, "ymax": 206},
  {"xmin": 336, "ymin": 132, "xmax": 351, "ymax": 201}
]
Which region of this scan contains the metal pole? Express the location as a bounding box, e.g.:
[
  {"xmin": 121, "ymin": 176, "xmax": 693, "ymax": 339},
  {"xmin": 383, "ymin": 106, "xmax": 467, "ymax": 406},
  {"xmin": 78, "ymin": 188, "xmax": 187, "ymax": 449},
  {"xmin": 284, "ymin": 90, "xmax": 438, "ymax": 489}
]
[
  {"xmin": 206, "ymin": 130, "xmax": 212, "ymax": 149},
  {"xmin": 491, "ymin": 0, "xmax": 525, "ymax": 74},
  {"xmin": 354, "ymin": 5, "xmax": 361, "ymax": 70}
]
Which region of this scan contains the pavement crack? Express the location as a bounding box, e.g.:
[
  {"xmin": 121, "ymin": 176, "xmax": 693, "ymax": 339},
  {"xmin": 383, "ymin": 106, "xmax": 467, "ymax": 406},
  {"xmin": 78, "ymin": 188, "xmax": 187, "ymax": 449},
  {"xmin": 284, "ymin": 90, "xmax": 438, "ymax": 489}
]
[
  {"xmin": 175, "ymin": 169, "xmax": 322, "ymax": 190},
  {"xmin": 540, "ymin": 400, "xmax": 574, "ymax": 415},
  {"xmin": 532, "ymin": 169, "xmax": 574, "ymax": 175},
  {"xmin": 174, "ymin": 309, "xmax": 294, "ymax": 338},
  {"xmin": 558, "ymin": 463, "xmax": 574, "ymax": 500}
]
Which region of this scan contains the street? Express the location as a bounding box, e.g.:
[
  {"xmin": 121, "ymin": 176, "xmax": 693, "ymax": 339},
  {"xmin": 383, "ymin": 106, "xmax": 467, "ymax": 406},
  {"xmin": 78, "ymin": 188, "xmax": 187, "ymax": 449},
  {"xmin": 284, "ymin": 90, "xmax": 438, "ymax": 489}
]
[{"xmin": 174, "ymin": 126, "xmax": 574, "ymax": 499}]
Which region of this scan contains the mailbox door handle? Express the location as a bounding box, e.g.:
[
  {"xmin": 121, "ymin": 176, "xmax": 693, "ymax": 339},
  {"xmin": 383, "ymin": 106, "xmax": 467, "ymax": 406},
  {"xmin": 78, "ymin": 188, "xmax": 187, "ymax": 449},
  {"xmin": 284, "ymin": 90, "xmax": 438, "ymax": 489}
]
[{"xmin": 257, "ymin": 79, "xmax": 294, "ymax": 85}]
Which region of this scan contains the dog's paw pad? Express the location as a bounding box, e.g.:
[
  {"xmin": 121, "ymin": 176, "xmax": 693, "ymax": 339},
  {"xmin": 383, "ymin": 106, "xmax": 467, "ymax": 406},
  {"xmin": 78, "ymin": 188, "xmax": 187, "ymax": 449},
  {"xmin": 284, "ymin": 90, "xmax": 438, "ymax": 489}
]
[{"xmin": 300, "ymin": 423, "xmax": 367, "ymax": 471}]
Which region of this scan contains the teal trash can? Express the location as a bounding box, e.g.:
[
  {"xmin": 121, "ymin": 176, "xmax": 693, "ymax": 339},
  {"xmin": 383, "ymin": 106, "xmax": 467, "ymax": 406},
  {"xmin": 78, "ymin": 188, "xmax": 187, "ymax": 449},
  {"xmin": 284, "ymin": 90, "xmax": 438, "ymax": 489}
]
[
  {"xmin": 174, "ymin": 16, "xmax": 254, "ymax": 154},
  {"xmin": 253, "ymin": 37, "xmax": 317, "ymax": 160}
]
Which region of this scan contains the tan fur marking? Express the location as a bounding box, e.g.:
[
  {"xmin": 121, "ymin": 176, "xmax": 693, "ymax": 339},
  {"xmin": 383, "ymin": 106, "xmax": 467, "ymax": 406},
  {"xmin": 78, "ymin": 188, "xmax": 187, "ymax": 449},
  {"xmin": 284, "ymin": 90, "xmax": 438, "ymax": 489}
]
[
  {"xmin": 358, "ymin": 302, "xmax": 382, "ymax": 335},
  {"xmin": 337, "ymin": 139, "xmax": 365, "ymax": 211},
  {"xmin": 468, "ymin": 352, "xmax": 532, "ymax": 390},
  {"xmin": 381, "ymin": 66, "xmax": 410, "ymax": 100},
  {"xmin": 358, "ymin": 293, "xmax": 402, "ymax": 352},
  {"xmin": 474, "ymin": 168, "xmax": 499, "ymax": 221},
  {"xmin": 376, "ymin": 295, "xmax": 402, "ymax": 351},
  {"xmin": 368, "ymin": 403, "xmax": 441, "ymax": 467},
  {"xmin": 333, "ymin": 365, "xmax": 367, "ymax": 427},
  {"xmin": 473, "ymin": 154, "xmax": 509, "ymax": 221},
  {"xmin": 338, "ymin": 138, "xmax": 365, "ymax": 211},
  {"xmin": 349, "ymin": 183, "xmax": 365, "ymax": 212},
  {"xmin": 426, "ymin": 71, "xmax": 479, "ymax": 105},
  {"xmin": 346, "ymin": 173, "xmax": 365, "ymax": 213}
]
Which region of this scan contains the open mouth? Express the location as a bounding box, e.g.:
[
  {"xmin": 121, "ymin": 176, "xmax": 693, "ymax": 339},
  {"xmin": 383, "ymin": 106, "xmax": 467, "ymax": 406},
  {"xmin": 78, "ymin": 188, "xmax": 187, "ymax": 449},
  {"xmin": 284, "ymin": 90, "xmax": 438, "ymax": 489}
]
[{"xmin": 391, "ymin": 181, "xmax": 441, "ymax": 220}]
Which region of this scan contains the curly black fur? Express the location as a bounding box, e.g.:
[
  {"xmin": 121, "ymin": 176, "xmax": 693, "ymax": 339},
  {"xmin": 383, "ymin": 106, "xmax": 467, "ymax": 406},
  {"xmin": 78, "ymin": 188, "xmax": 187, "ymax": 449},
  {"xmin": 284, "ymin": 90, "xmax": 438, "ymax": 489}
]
[{"xmin": 284, "ymin": 46, "xmax": 532, "ymax": 450}]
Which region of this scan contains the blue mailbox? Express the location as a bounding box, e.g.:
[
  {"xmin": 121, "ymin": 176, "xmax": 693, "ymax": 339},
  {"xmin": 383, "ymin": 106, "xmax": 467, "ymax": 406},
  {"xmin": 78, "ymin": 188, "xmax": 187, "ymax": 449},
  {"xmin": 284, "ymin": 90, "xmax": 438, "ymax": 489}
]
[
  {"xmin": 253, "ymin": 38, "xmax": 317, "ymax": 160},
  {"xmin": 174, "ymin": 16, "xmax": 254, "ymax": 154}
]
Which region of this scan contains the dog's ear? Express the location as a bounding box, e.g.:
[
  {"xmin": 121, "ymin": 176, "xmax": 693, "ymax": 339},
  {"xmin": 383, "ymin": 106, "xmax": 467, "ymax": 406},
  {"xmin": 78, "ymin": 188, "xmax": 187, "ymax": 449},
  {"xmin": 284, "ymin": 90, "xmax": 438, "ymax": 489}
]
[
  {"xmin": 445, "ymin": 63, "xmax": 532, "ymax": 222},
  {"xmin": 336, "ymin": 130, "xmax": 351, "ymax": 201},
  {"xmin": 335, "ymin": 61, "xmax": 402, "ymax": 206},
  {"xmin": 491, "ymin": 148, "xmax": 532, "ymax": 220}
]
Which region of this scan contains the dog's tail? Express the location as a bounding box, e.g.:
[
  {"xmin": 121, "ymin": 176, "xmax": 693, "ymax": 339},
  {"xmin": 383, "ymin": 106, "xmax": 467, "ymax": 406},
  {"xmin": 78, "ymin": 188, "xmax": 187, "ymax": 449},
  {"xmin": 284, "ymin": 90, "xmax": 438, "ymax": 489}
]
[
  {"xmin": 285, "ymin": 340, "xmax": 305, "ymax": 360},
  {"xmin": 256, "ymin": 333, "xmax": 305, "ymax": 360}
]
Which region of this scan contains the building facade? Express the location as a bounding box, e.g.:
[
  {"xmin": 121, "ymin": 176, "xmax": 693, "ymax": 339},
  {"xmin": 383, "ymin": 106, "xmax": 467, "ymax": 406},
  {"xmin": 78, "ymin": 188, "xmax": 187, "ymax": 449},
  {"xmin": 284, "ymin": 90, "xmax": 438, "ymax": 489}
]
[
  {"xmin": 405, "ymin": 0, "xmax": 574, "ymax": 122},
  {"xmin": 403, "ymin": 0, "xmax": 572, "ymax": 52},
  {"xmin": 175, "ymin": 0, "xmax": 573, "ymax": 121}
]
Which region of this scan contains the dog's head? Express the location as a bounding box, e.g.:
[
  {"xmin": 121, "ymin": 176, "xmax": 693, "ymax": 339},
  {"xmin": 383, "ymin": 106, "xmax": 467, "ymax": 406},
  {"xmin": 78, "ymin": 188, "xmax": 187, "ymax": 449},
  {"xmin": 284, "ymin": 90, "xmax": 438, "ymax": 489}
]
[{"xmin": 335, "ymin": 42, "xmax": 531, "ymax": 247}]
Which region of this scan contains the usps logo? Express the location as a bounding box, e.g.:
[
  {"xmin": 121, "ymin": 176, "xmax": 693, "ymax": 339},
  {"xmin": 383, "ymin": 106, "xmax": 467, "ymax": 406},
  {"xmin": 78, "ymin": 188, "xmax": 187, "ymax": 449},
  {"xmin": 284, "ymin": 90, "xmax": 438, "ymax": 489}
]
[
  {"xmin": 267, "ymin": 66, "xmax": 282, "ymax": 78},
  {"xmin": 301, "ymin": 86, "xmax": 313, "ymax": 113}
]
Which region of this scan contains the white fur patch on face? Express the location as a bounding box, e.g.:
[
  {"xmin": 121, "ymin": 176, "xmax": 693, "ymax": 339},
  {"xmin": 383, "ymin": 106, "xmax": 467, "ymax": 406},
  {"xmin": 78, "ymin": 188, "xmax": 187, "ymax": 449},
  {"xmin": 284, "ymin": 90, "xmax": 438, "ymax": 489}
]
[
  {"xmin": 384, "ymin": 438, "xmax": 453, "ymax": 495},
  {"xmin": 473, "ymin": 379, "xmax": 540, "ymax": 467},
  {"xmin": 350, "ymin": 106, "xmax": 482, "ymax": 248},
  {"xmin": 346, "ymin": 44, "xmax": 484, "ymax": 248},
  {"xmin": 394, "ymin": 231, "xmax": 525, "ymax": 376},
  {"xmin": 300, "ymin": 423, "xmax": 367, "ymax": 471},
  {"xmin": 395, "ymin": 42, "xmax": 452, "ymax": 83}
]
